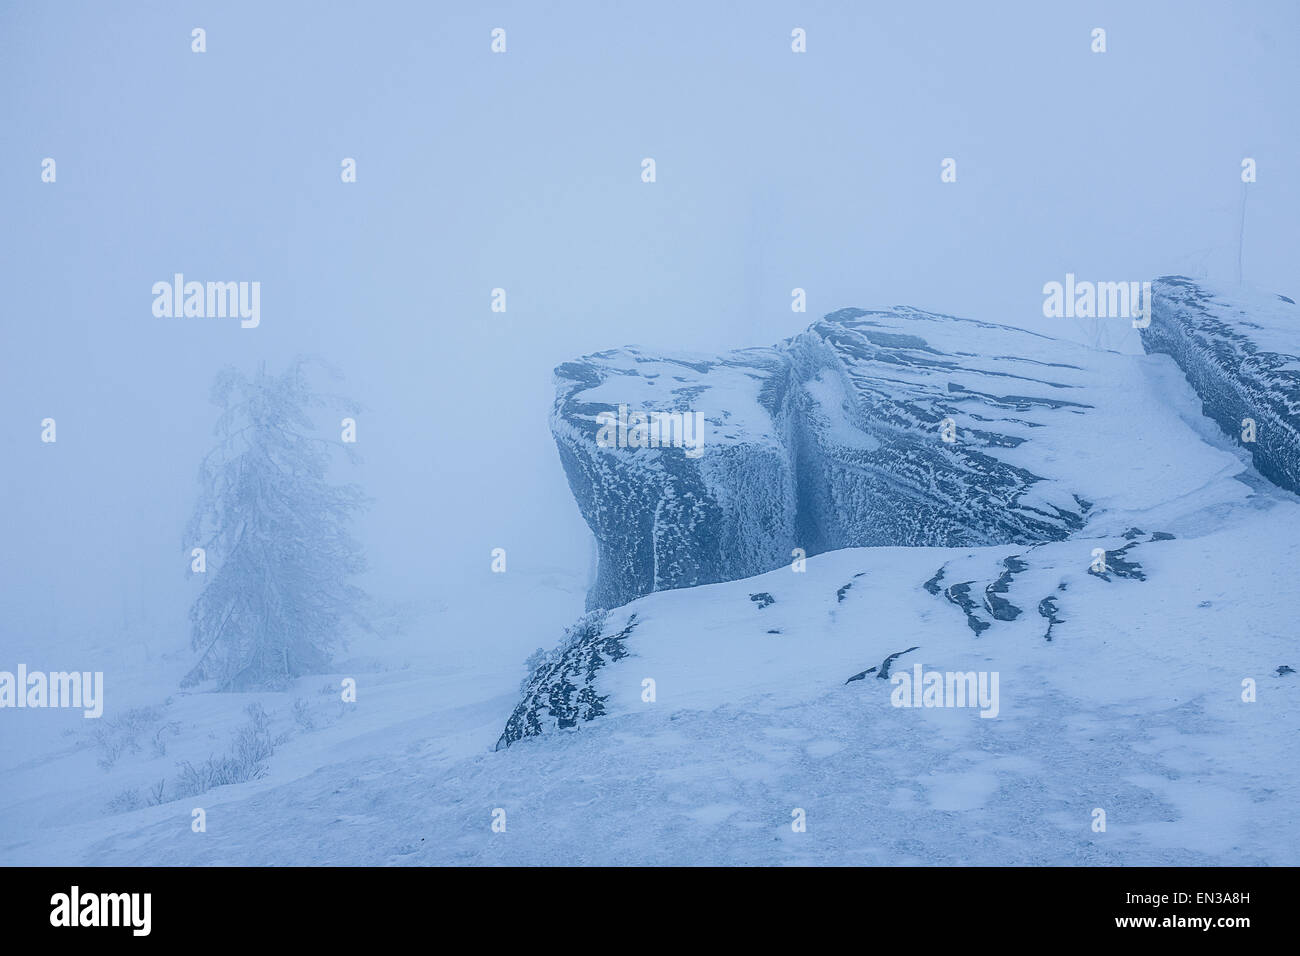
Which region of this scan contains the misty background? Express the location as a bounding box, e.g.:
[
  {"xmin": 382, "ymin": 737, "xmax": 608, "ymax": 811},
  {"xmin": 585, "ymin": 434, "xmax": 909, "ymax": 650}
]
[{"xmin": 2, "ymin": 0, "xmax": 1297, "ymax": 692}]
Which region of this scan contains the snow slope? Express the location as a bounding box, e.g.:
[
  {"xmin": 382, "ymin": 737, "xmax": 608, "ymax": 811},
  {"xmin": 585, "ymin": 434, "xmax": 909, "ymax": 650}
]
[{"xmin": 8, "ymin": 488, "xmax": 1295, "ymax": 866}]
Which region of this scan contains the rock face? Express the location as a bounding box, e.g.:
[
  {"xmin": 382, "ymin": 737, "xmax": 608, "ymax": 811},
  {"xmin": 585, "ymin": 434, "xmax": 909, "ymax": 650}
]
[
  {"xmin": 497, "ymin": 610, "xmax": 639, "ymax": 751},
  {"xmin": 1144, "ymin": 277, "xmax": 1300, "ymax": 495},
  {"xmin": 553, "ymin": 306, "xmax": 1239, "ymax": 610},
  {"xmin": 552, "ymin": 347, "xmax": 795, "ymax": 611}
]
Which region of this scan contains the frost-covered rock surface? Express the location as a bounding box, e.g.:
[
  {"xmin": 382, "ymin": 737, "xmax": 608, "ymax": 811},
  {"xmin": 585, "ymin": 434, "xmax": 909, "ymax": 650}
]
[
  {"xmin": 552, "ymin": 347, "xmax": 795, "ymax": 611},
  {"xmin": 496, "ymin": 611, "xmax": 639, "ymax": 750},
  {"xmin": 1144, "ymin": 277, "xmax": 1300, "ymax": 495},
  {"xmin": 555, "ymin": 308, "xmax": 1248, "ymax": 609}
]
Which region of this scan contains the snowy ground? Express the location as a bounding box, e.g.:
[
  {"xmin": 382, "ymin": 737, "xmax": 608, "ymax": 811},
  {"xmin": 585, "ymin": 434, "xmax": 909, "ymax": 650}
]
[{"xmin": 4, "ymin": 487, "xmax": 1296, "ymax": 865}]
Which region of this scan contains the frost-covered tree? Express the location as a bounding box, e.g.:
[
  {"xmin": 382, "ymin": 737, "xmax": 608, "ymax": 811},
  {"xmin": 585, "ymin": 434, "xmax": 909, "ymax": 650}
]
[{"xmin": 182, "ymin": 360, "xmax": 368, "ymax": 690}]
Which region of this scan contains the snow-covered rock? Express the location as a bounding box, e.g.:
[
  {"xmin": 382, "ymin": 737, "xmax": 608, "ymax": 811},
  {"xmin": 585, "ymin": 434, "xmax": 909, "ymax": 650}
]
[
  {"xmin": 552, "ymin": 347, "xmax": 796, "ymax": 611},
  {"xmin": 488, "ymin": 491, "xmax": 1300, "ymax": 863},
  {"xmin": 554, "ymin": 307, "xmax": 1247, "ymax": 609},
  {"xmin": 496, "ymin": 522, "xmax": 1198, "ymax": 749},
  {"xmin": 1144, "ymin": 277, "xmax": 1300, "ymax": 495}
]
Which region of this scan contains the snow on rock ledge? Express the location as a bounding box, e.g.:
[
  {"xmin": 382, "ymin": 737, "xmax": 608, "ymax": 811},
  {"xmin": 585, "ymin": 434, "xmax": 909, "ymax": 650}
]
[
  {"xmin": 1144, "ymin": 277, "xmax": 1300, "ymax": 495},
  {"xmin": 554, "ymin": 307, "xmax": 1246, "ymax": 610}
]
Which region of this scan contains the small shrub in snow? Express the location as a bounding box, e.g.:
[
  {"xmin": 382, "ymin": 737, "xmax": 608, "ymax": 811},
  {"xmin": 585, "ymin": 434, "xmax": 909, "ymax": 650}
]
[
  {"xmin": 151, "ymin": 721, "xmax": 181, "ymax": 758},
  {"xmin": 92, "ymin": 706, "xmax": 165, "ymax": 771},
  {"xmin": 292, "ymin": 697, "xmax": 315, "ymax": 732},
  {"xmin": 519, "ymin": 609, "xmax": 609, "ymax": 694},
  {"xmin": 172, "ymin": 703, "xmax": 277, "ymax": 799},
  {"xmin": 106, "ymin": 788, "xmax": 143, "ymax": 813}
]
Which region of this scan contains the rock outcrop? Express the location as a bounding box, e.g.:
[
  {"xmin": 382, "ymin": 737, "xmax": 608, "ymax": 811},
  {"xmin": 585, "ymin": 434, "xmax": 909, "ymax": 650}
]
[
  {"xmin": 1144, "ymin": 277, "xmax": 1300, "ymax": 495},
  {"xmin": 554, "ymin": 306, "xmax": 1241, "ymax": 609}
]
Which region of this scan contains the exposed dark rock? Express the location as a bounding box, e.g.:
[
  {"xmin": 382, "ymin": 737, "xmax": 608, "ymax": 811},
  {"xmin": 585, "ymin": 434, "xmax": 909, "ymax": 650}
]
[
  {"xmin": 496, "ymin": 613, "xmax": 639, "ymax": 750},
  {"xmin": 1088, "ymin": 542, "xmax": 1146, "ymax": 582},
  {"xmin": 877, "ymin": 646, "xmax": 922, "ymax": 680},
  {"xmin": 846, "ymin": 645, "xmax": 921, "ymax": 684},
  {"xmin": 944, "ymin": 582, "xmax": 991, "ymax": 635},
  {"xmin": 923, "ymin": 567, "xmax": 946, "ymax": 595},
  {"xmin": 983, "ymin": 554, "xmax": 1027, "ymax": 621},
  {"xmin": 1038, "ymin": 595, "xmax": 1065, "ymax": 642}
]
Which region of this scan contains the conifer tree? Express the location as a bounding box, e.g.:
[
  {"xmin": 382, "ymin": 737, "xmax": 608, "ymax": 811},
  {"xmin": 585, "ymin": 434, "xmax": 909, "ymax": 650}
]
[{"xmin": 183, "ymin": 360, "xmax": 368, "ymax": 690}]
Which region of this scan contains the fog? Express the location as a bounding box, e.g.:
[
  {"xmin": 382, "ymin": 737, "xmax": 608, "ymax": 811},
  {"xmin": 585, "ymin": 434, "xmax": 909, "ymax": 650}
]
[{"xmin": 2, "ymin": 0, "xmax": 1296, "ymax": 666}]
